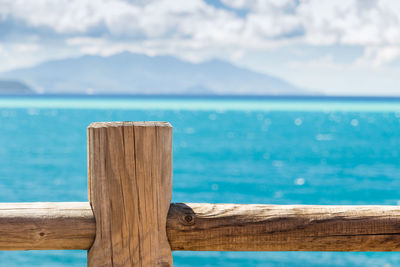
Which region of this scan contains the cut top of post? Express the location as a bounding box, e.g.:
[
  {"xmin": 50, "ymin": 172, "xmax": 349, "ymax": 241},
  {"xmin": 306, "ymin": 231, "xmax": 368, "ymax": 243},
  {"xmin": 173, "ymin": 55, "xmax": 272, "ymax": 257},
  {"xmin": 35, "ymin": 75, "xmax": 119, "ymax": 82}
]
[{"xmin": 88, "ymin": 121, "xmax": 172, "ymax": 128}]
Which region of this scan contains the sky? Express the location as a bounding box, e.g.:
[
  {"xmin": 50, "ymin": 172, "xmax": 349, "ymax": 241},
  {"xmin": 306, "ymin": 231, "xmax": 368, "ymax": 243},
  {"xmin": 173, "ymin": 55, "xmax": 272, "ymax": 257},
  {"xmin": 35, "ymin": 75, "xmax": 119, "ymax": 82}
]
[{"xmin": 0, "ymin": 0, "xmax": 400, "ymax": 96}]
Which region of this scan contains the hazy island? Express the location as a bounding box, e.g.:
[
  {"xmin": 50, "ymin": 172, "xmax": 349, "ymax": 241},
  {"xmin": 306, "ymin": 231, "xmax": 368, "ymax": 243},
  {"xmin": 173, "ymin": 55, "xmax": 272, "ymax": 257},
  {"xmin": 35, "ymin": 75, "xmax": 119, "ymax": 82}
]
[
  {"xmin": 0, "ymin": 52, "xmax": 309, "ymax": 96},
  {"xmin": 0, "ymin": 80, "xmax": 34, "ymax": 94}
]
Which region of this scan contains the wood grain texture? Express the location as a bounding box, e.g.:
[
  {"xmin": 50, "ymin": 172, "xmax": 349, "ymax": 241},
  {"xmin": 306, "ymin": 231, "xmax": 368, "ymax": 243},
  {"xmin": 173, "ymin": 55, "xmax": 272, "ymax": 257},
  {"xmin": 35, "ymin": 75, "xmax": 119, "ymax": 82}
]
[
  {"xmin": 2, "ymin": 203, "xmax": 400, "ymax": 252},
  {"xmin": 167, "ymin": 203, "xmax": 400, "ymax": 251},
  {"xmin": 87, "ymin": 121, "xmax": 173, "ymax": 266},
  {"xmin": 0, "ymin": 202, "xmax": 94, "ymax": 250}
]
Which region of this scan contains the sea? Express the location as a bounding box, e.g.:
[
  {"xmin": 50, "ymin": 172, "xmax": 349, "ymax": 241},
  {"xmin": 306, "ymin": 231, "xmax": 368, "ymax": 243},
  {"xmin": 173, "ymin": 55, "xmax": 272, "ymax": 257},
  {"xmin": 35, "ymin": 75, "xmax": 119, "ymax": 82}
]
[{"xmin": 0, "ymin": 95, "xmax": 400, "ymax": 267}]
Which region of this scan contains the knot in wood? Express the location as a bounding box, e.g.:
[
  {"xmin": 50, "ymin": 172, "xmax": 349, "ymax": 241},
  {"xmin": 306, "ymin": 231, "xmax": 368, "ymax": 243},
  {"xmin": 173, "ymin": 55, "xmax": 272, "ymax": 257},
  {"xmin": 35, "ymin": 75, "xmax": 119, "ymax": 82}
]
[{"xmin": 181, "ymin": 214, "xmax": 195, "ymax": 226}]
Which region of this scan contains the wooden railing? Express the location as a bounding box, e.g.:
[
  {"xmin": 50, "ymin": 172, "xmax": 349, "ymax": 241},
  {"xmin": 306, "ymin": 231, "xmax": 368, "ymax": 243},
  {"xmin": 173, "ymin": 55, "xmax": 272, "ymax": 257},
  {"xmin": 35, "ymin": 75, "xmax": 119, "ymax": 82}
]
[{"xmin": 1, "ymin": 121, "xmax": 400, "ymax": 266}]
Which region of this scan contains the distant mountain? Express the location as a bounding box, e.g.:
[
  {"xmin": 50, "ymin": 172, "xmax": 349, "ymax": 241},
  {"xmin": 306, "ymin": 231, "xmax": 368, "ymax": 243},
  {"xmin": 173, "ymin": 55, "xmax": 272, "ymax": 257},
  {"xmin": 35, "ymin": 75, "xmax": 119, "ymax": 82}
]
[
  {"xmin": 0, "ymin": 52, "xmax": 307, "ymax": 95},
  {"xmin": 0, "ymin": 80, "xmax": 34, "ymax": 94}
]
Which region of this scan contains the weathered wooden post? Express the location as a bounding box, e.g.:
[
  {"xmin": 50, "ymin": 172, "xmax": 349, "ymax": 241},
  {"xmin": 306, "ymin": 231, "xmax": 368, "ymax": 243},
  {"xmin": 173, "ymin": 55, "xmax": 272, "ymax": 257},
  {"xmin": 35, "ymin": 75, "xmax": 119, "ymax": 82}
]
[{"xmin": 87, "ymin": 122, "xmax": 173, "ymax": 266}]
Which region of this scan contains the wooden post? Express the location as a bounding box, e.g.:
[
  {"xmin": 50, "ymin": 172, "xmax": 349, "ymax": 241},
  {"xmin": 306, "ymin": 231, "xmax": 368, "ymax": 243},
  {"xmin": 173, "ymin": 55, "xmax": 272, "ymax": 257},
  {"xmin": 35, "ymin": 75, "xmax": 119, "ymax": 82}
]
[{"xmin": 87, "ymin": 122, "xmax": 173, "ymax": 267}]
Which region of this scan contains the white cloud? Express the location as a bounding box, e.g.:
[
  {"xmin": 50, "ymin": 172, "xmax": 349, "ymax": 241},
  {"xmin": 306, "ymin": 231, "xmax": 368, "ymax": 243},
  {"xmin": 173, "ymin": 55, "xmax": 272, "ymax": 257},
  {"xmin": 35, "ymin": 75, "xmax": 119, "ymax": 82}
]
[
  {"xmin": 0, "ymin": 0, "xmax": 241, "ymax": 39},
  {"xmin": 1, "ymin": 0, "xmax": 400, "ymax": 51},
  {"xmin": 1, "ymin": 0, "xmax": 399, "ymax": 45},
  {"xmin": 1, "ymin": 0, "xmax": 400, "ymax": 65},
  {"xmin": 65, "ymin": 37, "xmax": 255, "ymax": 63},
  {"xmin": 0, "ymin": 0, "xmax": 107, "ymax": 33},
  {"xmin": 0, "ymin": 42, "xmax": 42, "ymax": 71},
  {"xmin": 356, "ymin": 46, "xmax": 400, "ymax": 66},
  {"xmin": 299, "ymin": 0, "xmax": 400, "ymax": 47},
  {"xmin": 13, "ymin": 43, "xmax": 40, "ymax": 53}
]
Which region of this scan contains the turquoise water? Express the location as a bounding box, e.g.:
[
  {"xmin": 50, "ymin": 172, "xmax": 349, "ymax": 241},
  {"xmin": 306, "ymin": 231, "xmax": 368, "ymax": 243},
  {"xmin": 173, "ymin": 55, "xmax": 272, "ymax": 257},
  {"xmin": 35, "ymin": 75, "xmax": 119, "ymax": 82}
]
[{"xmin": 0, "ymin": 96, "xmax": 400, "ymax": 266}]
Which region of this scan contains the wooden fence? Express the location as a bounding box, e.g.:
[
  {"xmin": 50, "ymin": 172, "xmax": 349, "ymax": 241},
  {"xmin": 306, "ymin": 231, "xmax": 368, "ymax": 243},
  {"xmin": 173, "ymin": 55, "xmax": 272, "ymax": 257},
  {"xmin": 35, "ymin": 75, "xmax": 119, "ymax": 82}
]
[{"xmin": 1, "ymin": 121, "xmax": 400, "ymax": 266}]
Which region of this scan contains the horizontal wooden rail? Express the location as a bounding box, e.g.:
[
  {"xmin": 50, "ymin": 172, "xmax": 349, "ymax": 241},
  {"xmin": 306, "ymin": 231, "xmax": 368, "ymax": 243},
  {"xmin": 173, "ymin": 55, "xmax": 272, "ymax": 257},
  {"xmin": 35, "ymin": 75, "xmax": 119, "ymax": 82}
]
[
  {"xmin": 168, "ymin": 203, "xmax": 400, "ymax": 251},
  {"xmin": 0, "ymin": 202, "xmax": 94, "ymax": 250},
  {"xmin": 2, "ymin": 202, "xmax": 400, "ymax": 251}
]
